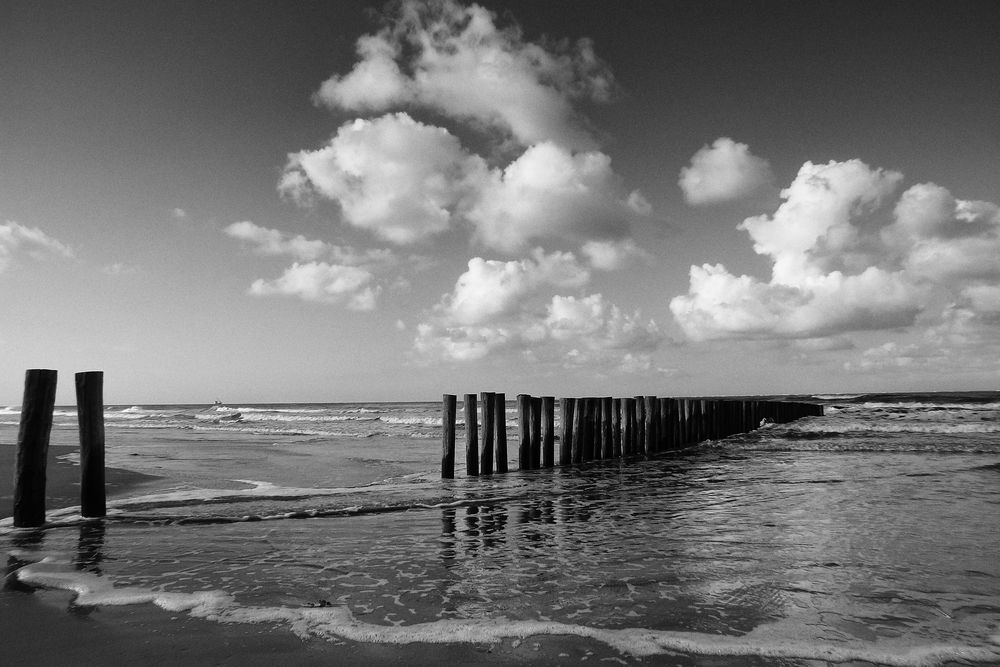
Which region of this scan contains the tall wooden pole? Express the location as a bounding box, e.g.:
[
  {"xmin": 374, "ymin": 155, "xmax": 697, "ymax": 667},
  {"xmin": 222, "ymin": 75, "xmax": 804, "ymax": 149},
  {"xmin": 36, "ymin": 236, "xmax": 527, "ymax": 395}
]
[
  {"xmin": 464, "ymin": 394, "xmax": 479, "ymax": 477},
  {"xmin": 480, "ymin": 392, "xmax": 495, "ymax": 475},
  {"xmin": 13, "ymin": 369, "xmax": 57, "ymax": 528},
  {"xmin": 601, "ymin": 397, "xmax": 613, "ymax": 459},
  {"xmin": 517, "ymin": 394, "xmax": 531, "ymax": 470},
  {"xmin": 611, "ymin": 398, "xmax": 622, "ymax": 458},
  {"xmin": 76, "ymin": 371, "xmax": 106, "ymax": 518},
  {"xmin": 441, "ymin": 394, "xmax": 456, "ymax": 479},
  {"xmin": 530, "ymin": 396, "xmax": 542, "ymax": 469},
  {"xmin": 559, "ymin": 398, "xmax": 573, "ymax": 465},
  {"xmin": 541, "ymin": 396, "xmax": 555, "ymax": 468},
  {"xmin": 494, "ymin": 392, "xmax": 508, "ymax": 473},
  {"xmin": 572, "ymin": 397, "xmax": 585, "ymax": 464}
]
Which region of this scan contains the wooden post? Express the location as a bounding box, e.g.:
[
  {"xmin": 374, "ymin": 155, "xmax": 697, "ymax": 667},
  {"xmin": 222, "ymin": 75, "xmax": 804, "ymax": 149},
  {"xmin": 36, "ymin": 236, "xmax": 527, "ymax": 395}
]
[
  {"xmin": 600, "ymin": 397, "xmax": 612, "ymax": 459},
  {"xmin": 612, "ymin": 398, "xmax": 622, "ymax": 457},
  {"xmin": 622, "ymin": 397, "xmax": 635, "ymax": 456},
  {"xmin": 559, "ymin": 398, "xmax": 574, "ymax": 465},
  {"xmin": 442, "ymin": 394, "xmax": 456, "ymax": 479},
  {"xmin": 517, "ymin": 394, "xmax": 531, "ymax": 470},
  {"xmin": 494, "ymin": 392, "xmax": 508, "ymax": 473},
  {"xmin": 586, "ymin": 398, "xmax": 599, "ymax": 461},
  {"xmin": 572, "ymin": 397, "xmax": 585, "ymax": 464},
  {"xmin": 530, "ymin": 396, "xmax": 542, "ymax": 469},
  {"xmin": 542, "ymin": 396, "xmax": 555, "ymax": 468},
  {"xmin": 76, "ymin": 371, "xmax": 106, "ymax": 518},
  {"xmin": 480, "ymin": 392, "xmax": 495, "ymax": 475},
  {"xmin": 658, "ymin": 398, "xmax": 669, "ymax": 452},
  {"xmin": 464, "ymin": 394, "xmax": 479, "ymax": 477},
  {"xmin": 635, "ymin": 397, "xmax": 646, "ymax": 456},
  {"xmin": 13, "ymin": 369, "xmax": 58, "ymax": 528},
  {"xmin": 642, "ymin": 396, "xmax": 655, "ymax": 457}
]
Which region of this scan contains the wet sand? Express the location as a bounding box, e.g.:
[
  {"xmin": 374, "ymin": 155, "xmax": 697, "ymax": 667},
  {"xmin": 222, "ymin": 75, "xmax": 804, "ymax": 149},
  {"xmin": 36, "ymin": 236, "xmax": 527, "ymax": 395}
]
[{"xmin": 0, "ymin": 444, "xmax": 162, "ymax": 518}]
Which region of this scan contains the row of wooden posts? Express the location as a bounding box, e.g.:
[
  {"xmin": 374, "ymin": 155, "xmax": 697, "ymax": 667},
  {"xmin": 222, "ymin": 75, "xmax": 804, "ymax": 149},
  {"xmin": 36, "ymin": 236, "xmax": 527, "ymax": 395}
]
[
  {"xmin": 441, "ymin": 393, "xmax": 823, "ymax": 478},
  {"xmin": 9, "ymin": 369, "xmax": 106, "ymax": 528}
]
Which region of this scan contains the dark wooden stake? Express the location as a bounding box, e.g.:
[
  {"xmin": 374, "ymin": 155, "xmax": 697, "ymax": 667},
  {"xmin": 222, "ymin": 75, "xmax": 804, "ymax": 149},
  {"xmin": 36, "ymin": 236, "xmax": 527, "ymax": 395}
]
[
  {"xmin": 572, "ymin": 396, "xmax": 585, "ymax": 464},
  {"xmin": 13, "ymin": 369, "xmax": 57, "ymax": 528},
  {"xmin": 542, "ymin": 396, "xmax": 555, "ymax": 467},
  {"xmin": 530, "ymin": 396, "xmax": 542, "ymax": 469},
  {"xmin": 442, "ymin": 394, "xmax": 456, "ymax": 479},
  {"xmin": 76, "ymin": 371, "xmax": 106, "ymax": 518},
  {"xmin": 480, "ymin": 392, "xmax": 495, "ymax": 475},
  {"xmin": 495, "ymin": 392, "xmax": 508, "ymax": 473},
  {"xmin": 517, "ymin": 394, "xmax": 531, "ymax": 470},
  {"xmin": 464, "ymin": 394, "xmax": 479, "ymax": 477},
  {"xmin": 559, "ymin": 398, "xmax": 574, "ymax": 465}
]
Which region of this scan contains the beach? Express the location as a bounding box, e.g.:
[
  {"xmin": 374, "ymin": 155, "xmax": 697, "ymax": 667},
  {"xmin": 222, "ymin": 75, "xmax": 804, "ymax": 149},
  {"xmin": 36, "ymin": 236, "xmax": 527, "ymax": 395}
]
[{"xmin": 1, "ymin": 394, "xmax": 999, "ymax": 665}]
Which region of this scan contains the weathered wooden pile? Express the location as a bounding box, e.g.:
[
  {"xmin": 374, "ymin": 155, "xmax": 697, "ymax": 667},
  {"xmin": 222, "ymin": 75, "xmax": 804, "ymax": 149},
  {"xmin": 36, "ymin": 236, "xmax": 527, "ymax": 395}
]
[{"xmin": 441, "ymin": 393, "xmax": 822, "ymax": 478}]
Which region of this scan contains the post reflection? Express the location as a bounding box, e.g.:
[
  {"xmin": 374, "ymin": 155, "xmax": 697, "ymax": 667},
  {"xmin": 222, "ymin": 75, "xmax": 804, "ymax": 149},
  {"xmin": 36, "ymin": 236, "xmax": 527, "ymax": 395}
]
[
  {"xmin": 5, "ymin": 528, "xmax": 44, "ymax": 593},
  {"xmin": 75, "ymin": 520, "xmax": 106, "ymax": 574}
]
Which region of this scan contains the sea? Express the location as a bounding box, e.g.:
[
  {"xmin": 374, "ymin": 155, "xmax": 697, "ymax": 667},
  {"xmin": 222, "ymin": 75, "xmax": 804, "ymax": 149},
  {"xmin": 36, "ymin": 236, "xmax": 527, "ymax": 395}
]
[{"xmin": 1, "ymin": 391, "xmax": 999, "ymax": 665}]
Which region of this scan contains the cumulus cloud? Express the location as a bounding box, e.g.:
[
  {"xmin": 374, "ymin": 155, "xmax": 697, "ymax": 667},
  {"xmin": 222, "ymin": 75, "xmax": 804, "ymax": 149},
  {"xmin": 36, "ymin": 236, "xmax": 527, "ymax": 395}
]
[
  {"xmin": 249, "ymin": 262, "xmax": 379, "ymax": 310},
  {"xmin": 224, "ymin": 221, "xmax": 400, "ymax": 309},
  {"xmin": 280, "ymin": 113, "xmax": 485, "ymax": 245},
  {"xmin": 679, "ymin": 138, "xmax": 774, "ymax": 206},
  {"xmin": 465, "ymin": 142, "xmax": 637, "ymax": 251},
  {"xmin": 671, "ymin": 158, "xmax": 1000, "ymax": 348},
  {"xmin": 225, "ymin": 221, "xmax": 330, "ymax": 261},
  {"xmin": 0, "ymin": 221, "xmax": 74, "ymax": 272},
  {"xmin": 282, "ymin": 115, "xmax": 643, "ymax": 251},
  {"xmin": 316, "ymin": 0, "xmax": 612, "ymax": 151},
  {"xmin": 413, "ymin": 250, "xmax": 661, "ymax": 367},
  {"xmin": 581, "ymin": 238, "xmax": 646, "ymax": 271}
]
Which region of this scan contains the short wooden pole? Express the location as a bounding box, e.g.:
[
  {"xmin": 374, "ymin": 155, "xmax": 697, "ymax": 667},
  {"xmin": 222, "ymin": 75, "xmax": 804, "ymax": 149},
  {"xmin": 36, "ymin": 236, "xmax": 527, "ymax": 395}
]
[
  {"xmin": 76, "ymin": 371, "xmax": 106, "ymax": 518},
  {"xmin": 622, "ymin": 397, "xmax": 635, "ymax": 456},
  {"xmin": 480, "ymin": 392, "xmax": 495, "ymax": 475},
  {"xmin": 541, "ymin": 397, "xmax": 555, "ymax": 467},
  {"xmin": 643, "ymin": 396, "xmax": 655, "ymax": 457},
  {"xmin": 600, "ymin": 397, "xmax": 613, "ymax": 459},
  {"xmin": 442, "ymin": 394, "xmax": 456, "ymax": 479},
  {"xmin": 464, "ymin": 394, "xmax": 479, "ymax": 477},
  {"xmin": 559, "ymin": 398, "xmax": 574, "ymax": 465},
  {"xmin": 658, "ymin": 398, "xmax": 669, "ymax": 451},
  {"xmin": 530, "ymin": 396, "xmax": 542, "ymax": 469},
  {"xmin": 572, "ymin": 397, "xmax": 585, "ymax": 464},
  {"xmin": 495, "ymin": 392, "xmax": 508, "ymax": 473},
  {"xmin": 517, "ymin": 394, "xmax": 531, "ymax": 470},
  {"xmin": 13, "ymin": 369, "xmax": 58, "ymax": 528},
  {"xmin": 612, "ymin": 398, "xmax": 622, "ymax": 457},
  {"xmin": 635, "ymin": 397, "xmax": 646, "ymax": 455},
  {"xmin": 584, "ymin": 398, "xmax": 597, "ymax": 461}
]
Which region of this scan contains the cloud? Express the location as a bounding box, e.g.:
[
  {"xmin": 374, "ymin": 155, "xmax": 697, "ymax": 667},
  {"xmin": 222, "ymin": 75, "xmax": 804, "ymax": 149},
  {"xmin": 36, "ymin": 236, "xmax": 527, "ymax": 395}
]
[
  {"xmin": 280, "ymin": 113, "xmax": 485, "ymax": 245},
  {"xmin": 315, "ymin": 0, "xmax": 612, "ymax": 151},
  {"xmin": 249, "ymin": 262, "xmax": 379, "ymax": 310},
  {"xmin": 225, "ymin": 221, "xmax": 331, "ymax": 261},
  {"xmin": 282, "ymin": 115, "xmax": 643, "ymax": 251},
  {"xmin": 413, "ymin": 251, "xmax": 661, "ymax": 368},
  {"xmin": 224, "ymin": 221, "xmax": 402, "ymax": 309},
  {"xmin": 171, "ymin": 208, "xmax": 187, "ymax": 220},
  {"xmin": 581, "ymin": 238, "xmax": 646, "ymax": 271},
  {"xmin": 0, "ymin": 221, "xmax": 74, "ymax": 272},
  {"xmin": 679, "ymin": 138, "xmax": 774, "ymax": 206},
  {"xmin": 437, "ymin": 249, "xmax": 589, "ymax": 326},
  {"xmin": 671, "ymin": 158, "xmax": 1000, "ymax": 348}
]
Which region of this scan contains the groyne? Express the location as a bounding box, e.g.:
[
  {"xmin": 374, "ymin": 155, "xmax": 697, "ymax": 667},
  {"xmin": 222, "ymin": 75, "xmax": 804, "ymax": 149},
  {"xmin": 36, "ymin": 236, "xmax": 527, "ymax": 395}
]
[{"xmin": 441, "ymin": 393, "xmax": 822, "ymax": 478}]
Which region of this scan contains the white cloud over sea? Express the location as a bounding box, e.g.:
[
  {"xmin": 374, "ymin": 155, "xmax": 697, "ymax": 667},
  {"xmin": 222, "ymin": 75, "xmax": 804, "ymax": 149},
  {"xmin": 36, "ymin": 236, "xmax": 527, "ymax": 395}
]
[
  {"xmin": 679, "ymin": 138, "xmax": 775, "ymax": 206},
  {"xmin": 0, "ymin": 221, "xmax": 74, "ymax": 273},
  {"xmin": 413, "ymin": 250, "xmax": 662, "ymax": 370},
  {"xmin": 670, "ymin": 158, "xmax": 1000, "ymax": 374},
  {"xmin": 280, "ymin": 0, "xmax": 647, "ymax": 254}
]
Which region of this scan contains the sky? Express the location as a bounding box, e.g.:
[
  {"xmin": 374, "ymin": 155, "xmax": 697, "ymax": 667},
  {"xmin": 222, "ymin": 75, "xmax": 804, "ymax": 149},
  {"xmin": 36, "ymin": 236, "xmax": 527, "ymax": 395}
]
[{"xmin": 1, "ymin": 0, "xmax": 999, "ymax": 404}]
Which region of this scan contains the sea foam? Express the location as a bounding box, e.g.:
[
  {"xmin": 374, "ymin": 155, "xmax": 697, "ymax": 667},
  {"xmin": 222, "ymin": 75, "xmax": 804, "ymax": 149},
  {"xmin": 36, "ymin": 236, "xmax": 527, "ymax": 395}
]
[{"xmin": 12, "ymin": 558, "xmax": 1000, "ymax": 666}]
